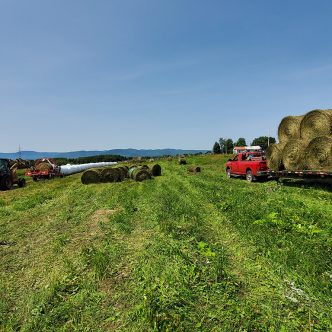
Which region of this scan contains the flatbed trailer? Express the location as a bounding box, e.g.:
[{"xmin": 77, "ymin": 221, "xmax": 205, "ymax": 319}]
[
  {"xmin": 269, "ymin": 170, "xmax": 332, "ymax": 184},
  {"xmin": 25, "ymin": 168, "xmax": 63, "ymax": 181},
  {"xmin": 25, "ymin": 158, "xmax": 63, "ymax": 181}
]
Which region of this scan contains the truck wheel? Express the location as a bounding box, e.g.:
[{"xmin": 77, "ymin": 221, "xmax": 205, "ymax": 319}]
[
  {"xmin": 226, "ymin": 168, "xmax": 231, "ymax": 178},
  {"xmin": 246, "ymin": 170, "xmax": 255, "ymax": 182}
]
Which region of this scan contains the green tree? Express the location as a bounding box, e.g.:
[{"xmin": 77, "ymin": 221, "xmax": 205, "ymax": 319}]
[
  {"xmin": 235, "ymin": 137, "xmax": 246, "ymax": 147},
  {"xmin": 251, "ymin": 136, "xmax": 276, "ymax": 150},
  {"xmin": 212, "ymin": 142, "xmax": 221, "ymax": 154},
  {"xmin": 219, "ymin": 137, "xmax": 226, "ymax": 153},
  {"xmin": 225, "ymin": 139, "xmax": 234, "ymax": 154},
  {"xmin": 219, "ymin": 138, "xmax": 226, "ymax": 153}
]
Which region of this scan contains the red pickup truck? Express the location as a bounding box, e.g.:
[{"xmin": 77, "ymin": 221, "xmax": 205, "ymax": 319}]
[{"xmin": 225, "ymin": 152, "xmax": 269, "ymax": 182}]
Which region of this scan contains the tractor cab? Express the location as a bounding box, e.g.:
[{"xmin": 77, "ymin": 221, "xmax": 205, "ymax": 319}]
[
  {"xmin": 0, "ymin": 159, "xmax": 12, "ymax": 190},
  {"xmin": 0, "ymin": 158, "xmax": 26, "ymax": 190}
]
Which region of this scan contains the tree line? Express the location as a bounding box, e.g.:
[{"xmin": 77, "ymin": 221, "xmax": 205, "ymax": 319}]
[{"xmin": 213, "ymin": 136, "xmax": 276, "ymax": 154}]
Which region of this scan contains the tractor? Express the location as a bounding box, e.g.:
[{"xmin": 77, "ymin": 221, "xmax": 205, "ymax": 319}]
[{"xmin": 0, "ymin": 158, "xmax": 26, "ymax": 190}]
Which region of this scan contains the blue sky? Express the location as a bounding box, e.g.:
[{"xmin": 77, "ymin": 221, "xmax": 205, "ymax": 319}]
[{"xmin": 1, "ymin": 0, "xmax": 332, "ymax": 152}]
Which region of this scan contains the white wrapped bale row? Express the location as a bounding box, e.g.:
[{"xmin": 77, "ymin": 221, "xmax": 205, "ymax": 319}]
[{"xmin": 60, "ymin": 162, "xmax": 117, "ymax": 175}]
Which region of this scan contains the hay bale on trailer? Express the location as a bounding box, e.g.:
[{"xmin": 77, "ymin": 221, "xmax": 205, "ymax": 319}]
[
  {"xmin": 303, "ymin": 136, "xmax": 332, "ymax": 171},
  {"xmin": 178, "ymin": 158, "xmax": 187, "ymax": 165},
  {"xmin": 300, "ymin": 109, "xmax": 332, "ymax": 141},
  {"xmin": 278, "ymin": 115, "xmax": 303, "ymax": 143},
  {"xmin": 266, "ymin": 143, "xmax": 285, "ymax": 171},
  {"xmin": 188, "ymin": 166, "xmax": 201, "ymax": 173},
  {"xmin": 35, "ymin": 162, "xmax": 53, "ymax": 171},
  {"xmin": 81, "ymin": 169, "xmax": 101, "ymax": 184},
  {"xmin": 151, "ymin": 164, "xmax": 161, "ymax": 176},
  {"xmin": 282, "ymin": 139, "xmax": 308, "ymax": 171}
]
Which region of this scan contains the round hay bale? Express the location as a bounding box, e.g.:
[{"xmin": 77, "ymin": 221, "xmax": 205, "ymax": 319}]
[
  {"xmin": 132, "ymin": 168, "xmax": 151, "ymax": 182},
  {"xmin": 178, "ymin": 158, "xmax": 187, "ymax": 165},
  {"xmin": 100, "ymin": 168, "xmax": 119, "ymax": 183},
  {"xmin": 140, "ymin": 165, "xmax": 150, "ymax": 171},
  {"xmin": 188, "ymin": 166, "xmax": 201, "ymax": 173},
  {"xmin": 117, "ymin": 166, "xmax": 129, "ymax": 178},
  {"xmin": 113, "ymin": 168, "xmax": 125, "ymax": 182},
  {"xmin": 81, "ymin": 169, "xmax": 101, "ymax": 184},
  {"xmin": 151, "ymin": 164, "xmax": 161, "ymax": 176},
  {"xmin": 278, "ymin": 115, "xmax": 303, "ymax": 143},
  {"xmin": 303, "ymin": 136, "xmax": 332, "ymax": 171},
  {"xmin": 167, "ymin": 157, "xmax": 172, "ymax": 161},
  {"xmin": 300, "ymin": 109, "xmax": 332, "ymax": 141},
  {"xmin": 128, "ymin": 166, "xmax": 137, "ymax": 179},
  {"xmin": 282, "ymin": 139, "xmax": 308, "ymax": 171},
  {"xmin": 35, "ymin": 162, "xmax": 52, "ymax": 171},
  {"xmin": 266, "ymin": 143, "xmax": 285, "ymax": 171}
]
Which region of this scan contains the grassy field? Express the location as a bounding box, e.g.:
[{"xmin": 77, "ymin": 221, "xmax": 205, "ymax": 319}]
[{"xmin": 1, "ymin": 154, "xmax": 331, "ymax": 331}]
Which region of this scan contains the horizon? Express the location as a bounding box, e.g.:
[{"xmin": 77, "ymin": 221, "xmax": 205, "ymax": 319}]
[{"xmin": 1, "ymin": 1, "xmax": 332, "ymax": 152}]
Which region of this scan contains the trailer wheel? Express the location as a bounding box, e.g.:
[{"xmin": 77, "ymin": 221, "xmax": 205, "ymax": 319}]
[
  {"xmin": 33, "ymin": 176, "xmax": 37, "ymax": 182},
  {"xmin": 226, "ymin": 168, "xmax": 231, "ymax": 179},
  {"xmin": 246, "ymin": 170, "xmax": 255, "ymax": 182}
]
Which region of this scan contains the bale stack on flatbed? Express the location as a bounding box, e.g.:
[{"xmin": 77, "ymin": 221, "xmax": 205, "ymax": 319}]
[{"xmin": 267, "ymin": 109, "xmax": 332, "ymax": 171}]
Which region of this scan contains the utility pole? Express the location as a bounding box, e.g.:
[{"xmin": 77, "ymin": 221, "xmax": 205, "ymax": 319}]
[{"xmin": 18, "ymin": 145, "xmax": 22, "ymax": 159}]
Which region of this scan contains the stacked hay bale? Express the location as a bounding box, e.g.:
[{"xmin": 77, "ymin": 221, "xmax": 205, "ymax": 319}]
[
  {"xmin": 267, "ymin": 109, "xmax": 332, "ymax": 171},
  {"xmin": 82, "ymin": 164, "xmax": 161, "ymax": 184}
]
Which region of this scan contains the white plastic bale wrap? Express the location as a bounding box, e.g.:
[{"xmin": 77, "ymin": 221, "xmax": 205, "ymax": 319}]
[{"xmin": 60, "ymin": 162, "xmax": 118, "ymax": 175}]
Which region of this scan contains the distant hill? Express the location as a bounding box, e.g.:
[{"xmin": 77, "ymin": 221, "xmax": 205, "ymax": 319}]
[{"xmin": 0, "ymin": 148, "xmax": 208, "ymax": 160}]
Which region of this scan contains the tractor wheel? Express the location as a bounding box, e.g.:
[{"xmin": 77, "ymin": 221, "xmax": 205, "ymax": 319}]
[
  {"xmin": 246, "ymin": 170, "xmax": 255, "ymax": 182},
  {"xmin": 226, "ymin": 168, "xmax": 231, "ymax": 179},
  {"xmin": 2, "ymin": 177, "xmax": 12, "ymax": 190},
  {"xmin": 18, "ymin": 178, "xmax": 26, "ymax": 188}
]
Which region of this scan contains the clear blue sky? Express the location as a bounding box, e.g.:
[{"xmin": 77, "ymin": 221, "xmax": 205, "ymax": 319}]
[{"xmin": 1, "ymin": 0, "xmax": 332, "ymax": 152}]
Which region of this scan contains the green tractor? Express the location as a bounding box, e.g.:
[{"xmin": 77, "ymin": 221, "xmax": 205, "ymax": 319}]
[{"xmin": 0, "ymin": 158, "xmax": 26, "ymax": 190}]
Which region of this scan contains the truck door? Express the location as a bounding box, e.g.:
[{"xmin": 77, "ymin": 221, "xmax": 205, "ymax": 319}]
[{"xmin": 231, "ymin": 155, "xmax": 240, "ymax": 173}]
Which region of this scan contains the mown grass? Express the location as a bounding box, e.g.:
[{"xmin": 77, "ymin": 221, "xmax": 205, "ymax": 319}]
[{"xmin": 0, "ymin": 155, "xmax": 331, "ymax": 331}]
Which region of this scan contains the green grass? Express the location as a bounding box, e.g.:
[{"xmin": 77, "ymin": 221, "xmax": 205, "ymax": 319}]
[{"xmin": 1, "ymin": 155, "xmax": 331, "ymax": 331}]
